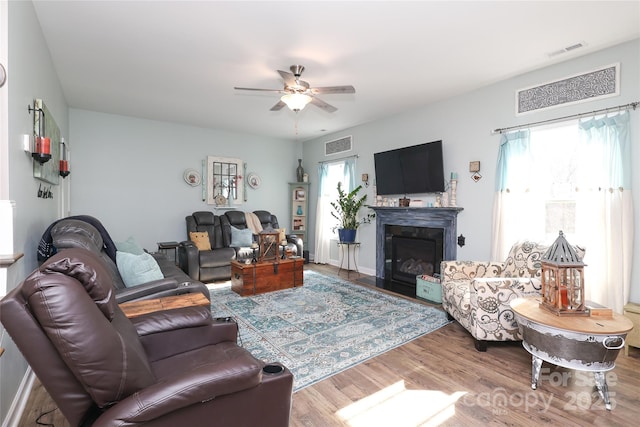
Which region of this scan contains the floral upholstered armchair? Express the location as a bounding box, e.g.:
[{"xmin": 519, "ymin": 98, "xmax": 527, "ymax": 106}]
[{"xmin": 440, "ymin": 241, "xmax": 550, "ymax": 351}]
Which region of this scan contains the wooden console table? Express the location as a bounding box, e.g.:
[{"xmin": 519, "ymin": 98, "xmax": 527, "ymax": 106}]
[
  {"xmin": 119, "ymin": 293, "xmax": 210, "ymax": 318},
  {"xmin": 511, "ymin": 297, "xmax": 633, "ymax": 410}
]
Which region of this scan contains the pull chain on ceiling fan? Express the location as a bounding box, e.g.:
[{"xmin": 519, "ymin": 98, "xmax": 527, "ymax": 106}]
[{"xmin": 234, "ymin": 65, "xmax": 355, "ymax": 112}]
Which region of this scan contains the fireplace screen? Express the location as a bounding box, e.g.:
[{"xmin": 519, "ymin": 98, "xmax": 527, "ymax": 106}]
[{"xmin": 391, "ymin": 236, "xmax": 437, "ymax": 284}]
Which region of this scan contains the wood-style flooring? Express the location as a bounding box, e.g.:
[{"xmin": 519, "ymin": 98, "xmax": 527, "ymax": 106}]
[{"xmin": 18, "ymin": 264, "xmax": 640, "ymax": 426}]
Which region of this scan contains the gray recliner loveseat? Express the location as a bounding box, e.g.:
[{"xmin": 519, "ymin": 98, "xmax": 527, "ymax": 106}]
[{"xmin": 180, "ymin": 210, "xmax": 303, "ymax": 283}]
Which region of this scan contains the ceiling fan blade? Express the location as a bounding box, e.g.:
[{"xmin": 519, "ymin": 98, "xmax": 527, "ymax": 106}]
[
  {"xmin": 311, "ymin": 85, "xmax": 356, "ymax": 95},
  {"xmin": 270, "ymin": 100, "xmax": 286, "ymax": 111},
  {"xmin": 277, "ymin": 70, "xmax": 296, "ymax": 87},
  {"xmin": 310, "ymin": 96, "xmax": 337, "ymax": 113},
  {"xmin": 234, "ymin": 87, "xmax": 284, "ymax": 93}
]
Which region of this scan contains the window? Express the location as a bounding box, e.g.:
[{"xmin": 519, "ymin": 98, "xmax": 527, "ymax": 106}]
[
  {"xmin": 314, "ymin": 158, "xmax": 355, "ymax": 264},
  {"xmin": 492, "ymin": 112, "xmax": 633, "ymax": 313},
  {"xmin": 529, "ymin": 122, "xmax": 580, "ymax": 241}
]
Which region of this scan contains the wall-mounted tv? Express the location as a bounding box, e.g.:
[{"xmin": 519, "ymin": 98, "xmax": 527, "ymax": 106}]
[{"xmin": 374, "ymin": 140, "xmax": 445, "ymax": 196}]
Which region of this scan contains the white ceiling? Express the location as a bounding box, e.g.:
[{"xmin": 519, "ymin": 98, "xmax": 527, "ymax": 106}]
[{"xmin": 32, "ymin": 1, "xmax": 640, "ymax": 142}]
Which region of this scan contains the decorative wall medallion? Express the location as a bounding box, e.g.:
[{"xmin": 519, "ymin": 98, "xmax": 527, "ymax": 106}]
[
  {"xmin": 247, "ymin": 172, "xmax": 261, "ymax": 189},
  {"xmin": 183, "ymin": 169, "xmax": 201, "ymax": 186},
  {"xmin": 516, "ymin": 63, "xmax": 619, "ymax": 115}
]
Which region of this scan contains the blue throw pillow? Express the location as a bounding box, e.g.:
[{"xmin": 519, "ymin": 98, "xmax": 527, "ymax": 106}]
[
  {"xmin": 116, "ymin": 251, "xmax": 164, "ymax": 287},
  {"xmin": 230, "ymin": 225, "xmax": 253, "ymax": 247},
  {"xmin": 115, "ymin": 236, "xmax": 145, "ymax": 255}
]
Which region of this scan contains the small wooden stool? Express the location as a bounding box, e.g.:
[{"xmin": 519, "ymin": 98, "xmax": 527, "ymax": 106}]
[{"xmin": 623, "ymin": 302, "xmax": 640, "ymax": 356}]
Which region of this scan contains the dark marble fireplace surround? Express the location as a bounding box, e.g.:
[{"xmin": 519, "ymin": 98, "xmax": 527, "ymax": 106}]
[{"xmin": 368, "ymin": 206, "xmax": 463, "ymax": 298}]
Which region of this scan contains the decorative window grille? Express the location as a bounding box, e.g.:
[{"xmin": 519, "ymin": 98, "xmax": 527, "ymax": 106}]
[
  {"xmin": 516, "ymin": 63, "xmax": 619, "ymax": 115},
  {"xmin": 325, "ymin": 135, "xmax": 352, "ymax": 156}
]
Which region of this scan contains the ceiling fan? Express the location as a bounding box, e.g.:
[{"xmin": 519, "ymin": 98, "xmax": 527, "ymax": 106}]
[{"xmin": 234, "ymin": 65, "xmax": 355, "ymax": 113}]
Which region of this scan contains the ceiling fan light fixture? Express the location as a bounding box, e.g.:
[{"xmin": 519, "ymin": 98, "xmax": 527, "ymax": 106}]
[{"xmin": 281, "ymin": 93, "xmax": 312, "ymax": 111}]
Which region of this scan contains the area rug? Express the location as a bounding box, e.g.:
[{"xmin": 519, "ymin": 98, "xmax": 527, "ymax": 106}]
[{"xmin": 209, "ymin": 270, "xmax": 450, "ymax": 391}]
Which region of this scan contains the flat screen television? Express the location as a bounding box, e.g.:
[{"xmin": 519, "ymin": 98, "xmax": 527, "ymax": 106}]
[{"xmin": 374, "ymin": 140, "xmax": 445, "ymax": 196}]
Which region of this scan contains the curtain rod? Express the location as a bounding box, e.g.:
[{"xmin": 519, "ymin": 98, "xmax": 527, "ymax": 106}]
[
  {"xmin": 318, "ymin": 154, "xmax": 359, "ymax": 164},
  {"xmin": 492, "ymin": 101, "xmax": 639, "ymax": 134}
]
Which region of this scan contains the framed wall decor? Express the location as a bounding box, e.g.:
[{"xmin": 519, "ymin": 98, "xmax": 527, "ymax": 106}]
[{"xmin": 207, "ymin": 156, "xmax": 244, "ymax": 206}]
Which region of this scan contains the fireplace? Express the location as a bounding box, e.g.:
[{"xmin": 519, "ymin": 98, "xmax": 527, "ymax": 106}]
[
  {"xmin": 369, "ymin": 206, "xmax": 462, "ymax": 298},
  {"xmin": 388, "ymin": 227, "xmax": 443, "ymax": 285}
]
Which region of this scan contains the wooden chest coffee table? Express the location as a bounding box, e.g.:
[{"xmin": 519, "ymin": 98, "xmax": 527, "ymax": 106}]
[{"xmin": 231, "ymin": 258, "xmax": 304, "ymax": 296}]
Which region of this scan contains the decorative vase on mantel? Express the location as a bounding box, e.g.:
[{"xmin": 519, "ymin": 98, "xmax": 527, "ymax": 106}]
[{"xmin": 296, "ymin": 159, "xmax": 304, "ymax": 182}]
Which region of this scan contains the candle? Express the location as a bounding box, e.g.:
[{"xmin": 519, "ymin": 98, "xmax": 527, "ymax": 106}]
[
  {"xmin": 42, "ymin": 137, "xmax": 50, "ymax": 154},
  {"xmin": 560, "ymin": 288, "xmax": 568, "ymax": 307},
  {"xmin": 450, "ymin": 172, "xmax": 457, "ymax": 180},
  {"xmin": 35, "ymin": 137, "xmax": 51, "ymax": 155},
  {"xmin": 59, "ymin": 160, "xmax": 69, "ymax": 172}
]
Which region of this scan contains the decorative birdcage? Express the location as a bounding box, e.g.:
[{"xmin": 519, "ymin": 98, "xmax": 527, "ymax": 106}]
[{"xmin": 540, "ymin": 231, "xmax": 588, "ymax": 316}]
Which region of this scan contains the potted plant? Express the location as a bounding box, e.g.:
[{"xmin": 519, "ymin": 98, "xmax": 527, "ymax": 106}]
[{"xmin": 330, "ymin": 182, "xmax": 375, "ymax": 243}]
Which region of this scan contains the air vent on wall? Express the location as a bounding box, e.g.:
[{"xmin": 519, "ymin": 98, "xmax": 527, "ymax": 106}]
[{"xmin": 325, "ymin": 135, "xmax": 352, "ymax": 156}]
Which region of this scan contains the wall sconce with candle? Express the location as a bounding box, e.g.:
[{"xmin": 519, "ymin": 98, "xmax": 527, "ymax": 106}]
[
  {"xmin": 28, "ymin": 104, "xmax": 51, "ymax": 164},
  {"xmin": 59, "ymin": 138, "xmax": 70, "ymax": 178}
]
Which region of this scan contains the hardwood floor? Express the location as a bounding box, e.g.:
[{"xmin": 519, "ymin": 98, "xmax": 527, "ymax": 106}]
[{"xmin": 18, "ymin": 264, "xmax": 640, "ymax": 426}]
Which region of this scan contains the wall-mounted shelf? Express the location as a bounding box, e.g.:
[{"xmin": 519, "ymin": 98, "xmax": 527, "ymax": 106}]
[{"xmin": 0, "ymin": 253, "xmax": 24, "ymax": 268}]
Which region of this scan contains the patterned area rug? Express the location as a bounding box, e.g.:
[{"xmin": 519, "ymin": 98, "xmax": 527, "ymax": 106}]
[{"xmin": 209, "ymin": 270, "xmax": 450, "ymax": 391}]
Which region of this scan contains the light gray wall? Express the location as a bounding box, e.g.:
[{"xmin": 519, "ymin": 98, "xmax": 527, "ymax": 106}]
[
  {"xmin": 303, "ymin": 39, "xmax": 640, "ymax": 302},
  {"xmin": 1, "ymin": 0, "xmax": 69, "ymax": 423},
  {"xmin": 68, "ymin": 109, "xmax": 297, "ymax": 249}
]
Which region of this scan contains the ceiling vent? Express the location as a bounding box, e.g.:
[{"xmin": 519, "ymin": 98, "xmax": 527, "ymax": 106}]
[
  {"xmin": 325, "ymin": 135, "xmax": 352, "ymax": 156},
  {"xmin": 547, "ymin": 42, "xmax": 586, "ymax": 58}
]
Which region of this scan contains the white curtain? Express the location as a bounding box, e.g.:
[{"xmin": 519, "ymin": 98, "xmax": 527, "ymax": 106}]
[
  {"xmin": 314, "ymin": 163, "xmax": 332, "ymax": 263},
  {"xmin": 491, "ymin": 112, "xmax": 633, "ymax": 313},
  {"xmin": 314, "ymin": 158, "xmax": 356, "ymax": 264},
  {"xmin": 575, "ymin": 112, "xmax": 633, "ymax": 313},
  {"xmin": 491, "ymin": 130, "xmax": 546, "ymax": 259}
]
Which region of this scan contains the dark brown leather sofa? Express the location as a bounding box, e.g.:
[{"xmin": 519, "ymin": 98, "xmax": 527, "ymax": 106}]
[
  {"xmin": 0, "ymin": 249, "xmax": 293, "ymax": 426},
  {"xmin": 44, "ymin": 217, "xmax": 210, "ymax": 303},
  {"xmin": 180, "ymin": 210, "xmax": 303, "ymax": 283}
]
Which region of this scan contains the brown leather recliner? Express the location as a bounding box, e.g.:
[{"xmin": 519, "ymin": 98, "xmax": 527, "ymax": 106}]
[{"xmin": 0, "ymin": 248, "xmax": 293, "ymax": 427}]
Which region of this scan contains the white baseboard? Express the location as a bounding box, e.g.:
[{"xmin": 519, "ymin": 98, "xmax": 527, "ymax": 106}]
[
  {"xmin": 2, "ymin": 368, "xmax": 34, "ymax": 427},
  {"xmin": 313, "ymin": 257, "xmax": 375, "ymax": 277}
]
